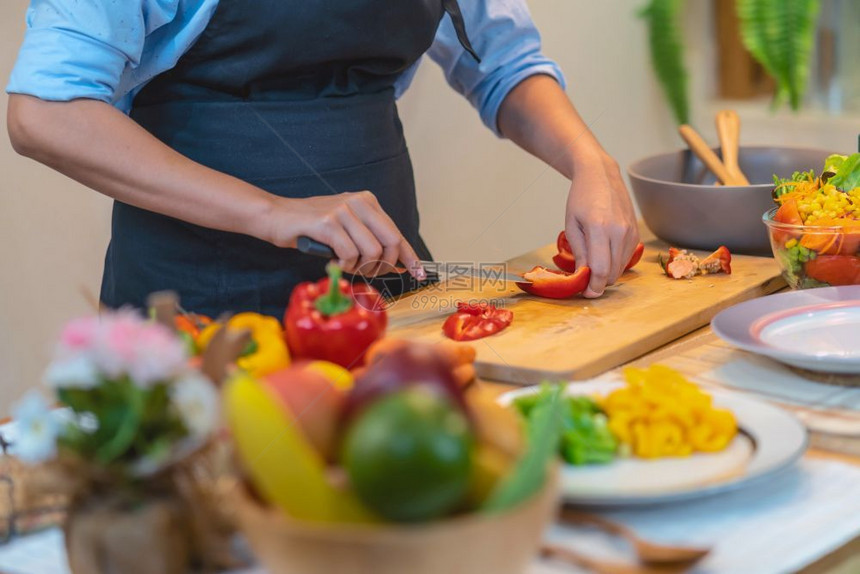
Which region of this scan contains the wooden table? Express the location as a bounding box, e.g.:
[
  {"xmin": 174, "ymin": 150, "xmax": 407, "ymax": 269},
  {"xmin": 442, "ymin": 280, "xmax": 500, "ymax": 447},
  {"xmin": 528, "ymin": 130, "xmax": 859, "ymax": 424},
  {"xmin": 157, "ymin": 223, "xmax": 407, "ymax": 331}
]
[{"xmin": 483, "ymin": 325, "xmax": 860, "ymax": 574}]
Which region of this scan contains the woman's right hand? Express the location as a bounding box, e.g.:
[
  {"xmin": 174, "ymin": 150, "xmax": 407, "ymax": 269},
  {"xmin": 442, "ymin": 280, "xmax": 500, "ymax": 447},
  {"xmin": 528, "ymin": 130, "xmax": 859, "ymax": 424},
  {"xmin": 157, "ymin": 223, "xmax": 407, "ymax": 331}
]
[{"xmin": 263, "ymin": 191, "xmax": 426, "ymax": 279}]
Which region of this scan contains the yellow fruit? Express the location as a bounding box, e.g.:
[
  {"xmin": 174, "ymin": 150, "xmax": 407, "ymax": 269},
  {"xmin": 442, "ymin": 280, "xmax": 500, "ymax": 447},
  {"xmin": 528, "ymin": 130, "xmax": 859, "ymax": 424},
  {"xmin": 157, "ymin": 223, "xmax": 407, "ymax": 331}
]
[
  {"xmin": 466, "ymin": 443, "xmax": 515, "ymax": 508},
  {"xmin": 466, "ymin": 386, "xmax": 526, "ymax": 459},
  {"xmin": 304, "ymin": 360, "xmax": 355, "ymax": 391},
  {"xmin": 224, "ymin": 373, "xmax": 373, "ymax": 523}
]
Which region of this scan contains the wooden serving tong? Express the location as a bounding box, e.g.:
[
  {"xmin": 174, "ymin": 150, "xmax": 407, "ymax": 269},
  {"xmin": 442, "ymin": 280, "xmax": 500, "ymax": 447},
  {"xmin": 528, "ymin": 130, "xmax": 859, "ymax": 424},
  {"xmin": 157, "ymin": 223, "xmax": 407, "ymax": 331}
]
[{"xmin": 678, "ymin": 110, "xmax": 750, "ymax": 186}]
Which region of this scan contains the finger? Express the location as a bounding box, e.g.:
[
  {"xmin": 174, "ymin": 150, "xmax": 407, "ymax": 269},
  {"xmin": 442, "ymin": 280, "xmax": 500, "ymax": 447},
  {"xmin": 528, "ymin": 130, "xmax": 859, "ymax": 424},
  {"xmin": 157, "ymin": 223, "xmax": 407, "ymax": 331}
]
[
  {"xmin": 347, "ymin": 194, "xmax": 417, "ymax": 277},
  {"xmin": 397, "ymin": 237, "xmax": 425, "ymax": 280},
  {"xmin": 317, "ymin": 223, "xmax": 359, "ymax": 274},
  {"xmin": 606, "ymin": 224, "xmax": 629, "ymax": 286},
  {"xmin": 583, "ymin": 227, "xmax": 611, "ymax": 298},
  {"xmin": 565, "ymin": 222, "xmax": 588, "ymax": 270},
  {"xmin": 337, "ymin": 206, "xmax": 385, "ymax": 277}
]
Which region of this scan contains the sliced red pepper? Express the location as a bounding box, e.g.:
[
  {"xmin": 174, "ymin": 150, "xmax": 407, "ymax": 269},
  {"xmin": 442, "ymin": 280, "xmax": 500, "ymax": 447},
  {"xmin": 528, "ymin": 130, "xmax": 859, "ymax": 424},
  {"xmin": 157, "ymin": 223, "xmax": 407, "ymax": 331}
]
[
  {"xmin": 515, "ymin": 266, "xmax": 591, "ymax": 299},
  {"xmin": 555, "ymin": 231, "xmax": 644, "ymax": 272},
  {"xmin": 442, "ymin": 302, "xmax": 513, "ymax": 342},
  {"xmin": 285, "ymin": 263, "xmax": 387, "ymax": 368},
  {"xmin": 552, "ymin": 251, "xmax": 577, "ymax": 273},
  {"xmin": 805, "ymin": 255, "xmax": 860, "ymax": 286},
  {"xmin": 701, "ymin": 245, "xmax": 732, "ymax": 275},
  {"xmin": 625, "ymin": 243, "xmax": 645, "ymax": 270}
]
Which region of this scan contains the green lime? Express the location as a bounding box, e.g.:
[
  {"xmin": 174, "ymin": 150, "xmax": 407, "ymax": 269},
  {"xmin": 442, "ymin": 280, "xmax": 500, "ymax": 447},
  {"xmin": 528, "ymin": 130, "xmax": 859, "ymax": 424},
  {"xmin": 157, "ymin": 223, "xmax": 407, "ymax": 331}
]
[{"xmin": 341, "ymin": 386, "xmax": 473, "ymax": 523}]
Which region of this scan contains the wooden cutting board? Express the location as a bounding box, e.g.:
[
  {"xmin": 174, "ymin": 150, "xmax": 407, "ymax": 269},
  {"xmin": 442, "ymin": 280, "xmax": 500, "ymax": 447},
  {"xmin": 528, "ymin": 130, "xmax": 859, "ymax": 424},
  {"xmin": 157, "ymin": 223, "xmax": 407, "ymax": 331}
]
[{"xmin": 386, "ymin": 234, "xmax": 786, "ymax": 385}]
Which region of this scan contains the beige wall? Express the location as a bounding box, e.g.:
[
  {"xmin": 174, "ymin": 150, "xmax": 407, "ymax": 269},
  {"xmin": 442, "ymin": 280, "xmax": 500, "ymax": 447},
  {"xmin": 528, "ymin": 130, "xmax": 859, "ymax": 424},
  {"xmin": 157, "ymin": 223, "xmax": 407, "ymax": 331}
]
[{"xmin": 1, "ymin": 0, "xmax": 858, "ymax": 414}]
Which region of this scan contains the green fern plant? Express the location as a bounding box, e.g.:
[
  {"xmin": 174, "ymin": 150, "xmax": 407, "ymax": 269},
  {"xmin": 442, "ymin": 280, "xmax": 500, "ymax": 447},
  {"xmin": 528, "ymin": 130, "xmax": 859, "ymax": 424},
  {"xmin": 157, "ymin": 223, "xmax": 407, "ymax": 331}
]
[
  {"xmin": 640, "ymin": 0, "xmax": 821, "ymax": 123},
  {"xmin": 736, "ymin": 0, "xmax": 821, "ymax": 110},
  {"xmin": 639, "ymin": 0, "xmax": 690, "ymax": 124}
]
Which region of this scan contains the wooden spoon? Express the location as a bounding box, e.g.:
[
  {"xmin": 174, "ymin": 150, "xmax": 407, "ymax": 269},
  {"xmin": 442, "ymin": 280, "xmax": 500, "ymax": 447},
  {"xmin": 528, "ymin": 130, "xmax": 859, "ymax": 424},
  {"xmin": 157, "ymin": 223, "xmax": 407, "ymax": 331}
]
[
  {"xmin": 559, "ymin": 508, "xmax": 710, "ymax": 567},
  {"xmin": 541, "ymin": 544, "xmax": 692, "ymax": 574},
  {"xmin": 678, "ymin": 124, "xmax": 745, "ymax": 186},
  {"xmin": 715, "ymin": 109, "xmax": 750, "ymax": 185}
]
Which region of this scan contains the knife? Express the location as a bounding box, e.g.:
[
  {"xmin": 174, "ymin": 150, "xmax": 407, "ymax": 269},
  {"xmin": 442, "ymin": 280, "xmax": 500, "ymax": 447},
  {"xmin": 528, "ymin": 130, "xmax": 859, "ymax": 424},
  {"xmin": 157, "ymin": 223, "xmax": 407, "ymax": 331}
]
[{"xmin": 296, "ymin": 236, "xmax": 531, "ymax": 283}]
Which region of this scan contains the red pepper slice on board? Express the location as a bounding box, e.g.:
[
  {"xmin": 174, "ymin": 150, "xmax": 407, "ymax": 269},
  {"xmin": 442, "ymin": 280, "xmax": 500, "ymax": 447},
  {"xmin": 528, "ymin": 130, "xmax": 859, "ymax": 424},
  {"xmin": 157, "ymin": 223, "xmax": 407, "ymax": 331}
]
[
  {"xmin": 805, "ymin": 255, "xmax": 860, "ymax": 286},
  {"xmin": 285, "ymin": 263, "xmax": 387, "ymax": 369},
  {"xmin": 442, "ymin": 302, "xmax": 513, "ymax": 342},
  {"xmin": 555, "ymin": 232, "xmax": 645, "ymax": 272},
  {"xmin": 701, "ymin": 245, "xmax": 732, "ymax": 275},
  {"xmin": 515, "ymin": 266, "xmax": 591, "ymax": 299}
]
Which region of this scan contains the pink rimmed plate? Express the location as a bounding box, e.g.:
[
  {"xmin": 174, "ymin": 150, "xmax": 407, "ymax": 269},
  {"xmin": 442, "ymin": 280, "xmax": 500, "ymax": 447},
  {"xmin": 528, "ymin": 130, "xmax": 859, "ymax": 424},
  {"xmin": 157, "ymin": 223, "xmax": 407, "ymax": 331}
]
[{"xmin": 712, "ymin": 286, "xmax": 860, "ymax": 374}]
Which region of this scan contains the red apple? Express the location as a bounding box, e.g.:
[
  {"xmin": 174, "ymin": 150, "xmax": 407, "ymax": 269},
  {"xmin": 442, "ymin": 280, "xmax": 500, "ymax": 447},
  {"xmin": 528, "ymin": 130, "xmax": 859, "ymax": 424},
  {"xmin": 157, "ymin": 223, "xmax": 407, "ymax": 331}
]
[{"xmin": 342, "ymin": 343, "xmax": 470, "ymax": 424}]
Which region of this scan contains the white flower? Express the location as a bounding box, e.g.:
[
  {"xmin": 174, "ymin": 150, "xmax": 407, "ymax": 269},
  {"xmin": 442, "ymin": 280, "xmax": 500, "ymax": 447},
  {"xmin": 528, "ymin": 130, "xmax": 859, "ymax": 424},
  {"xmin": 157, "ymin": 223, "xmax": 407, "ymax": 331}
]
[
  {"xmin": 171, "ymin": 372, "xmax": 219, "ymax": 437},
  {"xmin": 11, "ymin": 391, "xmax": 59, "ymax": 464},
  {"xmin": 43, "ymin": 353, "xmax": 99, "ymax": 389}
]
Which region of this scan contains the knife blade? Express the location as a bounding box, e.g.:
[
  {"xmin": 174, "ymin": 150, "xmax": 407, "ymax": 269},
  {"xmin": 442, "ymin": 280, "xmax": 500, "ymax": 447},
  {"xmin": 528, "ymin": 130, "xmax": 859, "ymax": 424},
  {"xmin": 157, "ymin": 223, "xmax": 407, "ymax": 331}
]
[{"xmin": 296, "ymin": 235, "xmax": 531, "ymax": 283}]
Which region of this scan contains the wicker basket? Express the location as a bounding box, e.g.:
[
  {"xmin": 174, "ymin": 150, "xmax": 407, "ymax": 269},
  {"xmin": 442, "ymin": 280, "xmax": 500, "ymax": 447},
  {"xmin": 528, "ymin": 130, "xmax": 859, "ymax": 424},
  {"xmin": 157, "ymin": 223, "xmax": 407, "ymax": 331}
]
[{"xmin": 235, "ymin": 468, "xmax": 559, "ymax": 574}]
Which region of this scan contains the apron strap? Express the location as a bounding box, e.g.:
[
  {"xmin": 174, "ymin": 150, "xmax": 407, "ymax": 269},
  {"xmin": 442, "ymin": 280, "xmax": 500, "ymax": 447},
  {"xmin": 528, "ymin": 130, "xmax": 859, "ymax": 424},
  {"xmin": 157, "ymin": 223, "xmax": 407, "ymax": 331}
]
[{"xmin": 442, "ymin": 0, "xmax": 481, "ymax": 63}]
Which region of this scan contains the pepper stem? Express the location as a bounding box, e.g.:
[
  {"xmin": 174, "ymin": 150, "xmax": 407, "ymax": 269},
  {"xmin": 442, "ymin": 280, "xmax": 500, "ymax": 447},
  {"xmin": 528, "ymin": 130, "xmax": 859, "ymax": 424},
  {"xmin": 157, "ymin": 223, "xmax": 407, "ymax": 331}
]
[{"xmin": 314, "ymin": 263, "xmax": 353, "ymax": 316}]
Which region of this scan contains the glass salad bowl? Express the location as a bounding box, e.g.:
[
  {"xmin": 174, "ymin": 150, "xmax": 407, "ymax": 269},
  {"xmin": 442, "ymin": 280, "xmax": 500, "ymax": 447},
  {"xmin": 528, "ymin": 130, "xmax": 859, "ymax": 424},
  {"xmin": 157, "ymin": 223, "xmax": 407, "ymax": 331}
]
[{"xmin": 763, "ymin": 207, "xmax": 860, "ymax": 289}]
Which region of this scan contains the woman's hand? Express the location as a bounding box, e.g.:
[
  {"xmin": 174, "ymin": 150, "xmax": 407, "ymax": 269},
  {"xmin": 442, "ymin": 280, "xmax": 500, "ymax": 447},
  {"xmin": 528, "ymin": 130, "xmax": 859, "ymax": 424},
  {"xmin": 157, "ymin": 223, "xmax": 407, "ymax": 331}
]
[
  {"xmin": 565, "ymin": 153, "xmax": 639, "ymax": 297},
  {"xmin": 497, "ymin": 75, "xmax": 639, "ymax": 297},
  {"xmin": 263, "ymin": 191, "xmax": 426, "ymax": 279}
]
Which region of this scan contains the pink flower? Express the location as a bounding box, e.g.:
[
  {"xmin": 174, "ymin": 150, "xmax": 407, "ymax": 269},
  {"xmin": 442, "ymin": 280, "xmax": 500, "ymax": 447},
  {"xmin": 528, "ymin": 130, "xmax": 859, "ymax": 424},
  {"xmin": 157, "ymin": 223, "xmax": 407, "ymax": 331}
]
[
  {"xmin": 92, "ymin": 309, "xmax": 147, "ymax": 379},
  {"xmin": 57, "ymin": 316, "xmax": 99, "ymax": 356},
  {"xmin": 46, "ymin": 308, "xmax": 189, "ymax": 389},
  {"xmin": 127, "ymin": 323, "xmax": 187, "ymax": 386}
]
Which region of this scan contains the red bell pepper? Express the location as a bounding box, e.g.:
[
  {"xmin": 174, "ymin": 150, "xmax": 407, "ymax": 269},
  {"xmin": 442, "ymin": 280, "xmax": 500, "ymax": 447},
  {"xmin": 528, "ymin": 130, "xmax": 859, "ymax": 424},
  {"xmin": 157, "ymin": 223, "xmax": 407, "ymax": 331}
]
[
  {"xmin": 555, "ymin": 231, "xmax": 645, "ymax": 272},
  {"xmin": 285, "ymin": 263, "xmax": 387, "ymax": 369},
  {"xmin": 442, "ymin": 301, "xmax": 513, "ymax": 342},
  {"xmin": 805, "ymin": 255, "xmax": 860, "ymax": 286},
  {"xmin": 515, "ymin": 266, "xmax": 591, "ymax": 299}
]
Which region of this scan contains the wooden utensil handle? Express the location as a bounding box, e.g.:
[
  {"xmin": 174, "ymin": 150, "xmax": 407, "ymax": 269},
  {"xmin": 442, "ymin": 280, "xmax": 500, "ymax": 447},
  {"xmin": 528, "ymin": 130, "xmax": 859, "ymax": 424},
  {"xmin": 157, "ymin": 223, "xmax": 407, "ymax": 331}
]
[
  {"xmin": 715, "ymin": 110, "xmax": 750, "ymax": 185},
  {"xmin": 678, "ymin": 124, "xmax": 740, "ymax": 186}
]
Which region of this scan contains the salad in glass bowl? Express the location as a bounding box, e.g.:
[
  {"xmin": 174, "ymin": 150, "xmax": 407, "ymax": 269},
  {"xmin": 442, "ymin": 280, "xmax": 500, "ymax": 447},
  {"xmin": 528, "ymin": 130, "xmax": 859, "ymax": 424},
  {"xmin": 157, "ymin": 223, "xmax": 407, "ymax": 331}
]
[{"xmin": 763, "ymin": 153, "xmax": 860, "ymax": 288}]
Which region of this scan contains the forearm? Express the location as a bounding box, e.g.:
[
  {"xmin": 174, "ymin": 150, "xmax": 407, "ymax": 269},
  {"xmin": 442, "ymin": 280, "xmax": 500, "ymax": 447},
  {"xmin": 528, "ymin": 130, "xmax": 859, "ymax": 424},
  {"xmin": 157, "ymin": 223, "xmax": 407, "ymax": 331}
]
[
  {"xmin": 496, "ymin": 74, "xmax": 611, "ymax": 179},
  {"xmin": 7, "ymin": 95, "xmax": 278, "ymax": 242}
]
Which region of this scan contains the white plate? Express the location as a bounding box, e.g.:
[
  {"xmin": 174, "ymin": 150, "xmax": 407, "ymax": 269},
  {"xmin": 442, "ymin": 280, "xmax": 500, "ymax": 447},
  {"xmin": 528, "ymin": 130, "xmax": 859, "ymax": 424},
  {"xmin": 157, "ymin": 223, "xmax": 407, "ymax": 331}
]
[
  {"xmin": 499, "ymin": 377, "xmax": 807, "ymax": 507},
  {"xmin": 712, "ymin": 286, "xmax": 860, "ymax": 374}
]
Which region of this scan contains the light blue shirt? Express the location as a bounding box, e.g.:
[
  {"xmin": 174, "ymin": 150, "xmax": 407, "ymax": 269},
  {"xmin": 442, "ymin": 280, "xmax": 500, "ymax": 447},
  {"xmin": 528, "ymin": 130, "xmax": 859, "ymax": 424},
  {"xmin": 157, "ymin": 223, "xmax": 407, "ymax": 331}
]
[{"xmin": 7, "ymin": 0, "xmax": 565, "ymax": 135}]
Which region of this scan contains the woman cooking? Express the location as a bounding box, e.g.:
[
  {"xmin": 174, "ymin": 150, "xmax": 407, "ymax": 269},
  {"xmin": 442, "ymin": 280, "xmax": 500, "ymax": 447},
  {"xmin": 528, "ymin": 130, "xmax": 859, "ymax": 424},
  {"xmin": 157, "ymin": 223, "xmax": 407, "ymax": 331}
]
[{"xmin": 6, "ymin": 0, "xmax": 638, "ymax": 318}]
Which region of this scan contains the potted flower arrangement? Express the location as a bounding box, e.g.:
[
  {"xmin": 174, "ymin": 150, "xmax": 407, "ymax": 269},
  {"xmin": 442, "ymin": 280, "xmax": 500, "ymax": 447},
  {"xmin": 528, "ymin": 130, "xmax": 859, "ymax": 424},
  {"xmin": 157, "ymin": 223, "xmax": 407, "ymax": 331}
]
[{"xmin": 9, "ymin": 306, "xmax": 231, "ymax": 574}]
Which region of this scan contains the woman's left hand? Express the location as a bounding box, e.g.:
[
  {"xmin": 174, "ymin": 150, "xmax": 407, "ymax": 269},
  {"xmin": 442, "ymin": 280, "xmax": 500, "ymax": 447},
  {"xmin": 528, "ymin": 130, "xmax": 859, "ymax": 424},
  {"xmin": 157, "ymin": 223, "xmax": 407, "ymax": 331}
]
[{"xmin": 564, "ymin": 152, "xmax": 639, "ymax": 298}]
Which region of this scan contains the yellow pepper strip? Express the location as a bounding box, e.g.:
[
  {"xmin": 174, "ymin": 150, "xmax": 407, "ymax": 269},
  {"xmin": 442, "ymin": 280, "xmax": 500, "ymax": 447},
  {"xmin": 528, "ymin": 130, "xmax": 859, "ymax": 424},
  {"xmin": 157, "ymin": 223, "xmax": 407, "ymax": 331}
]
[
  {"xmin": 196, "ymin": 313, "xmax": 290, "ymax": 378},
  {"xmin": 603, "ymin": 365, "xmax": 738, "ymax": 459}
]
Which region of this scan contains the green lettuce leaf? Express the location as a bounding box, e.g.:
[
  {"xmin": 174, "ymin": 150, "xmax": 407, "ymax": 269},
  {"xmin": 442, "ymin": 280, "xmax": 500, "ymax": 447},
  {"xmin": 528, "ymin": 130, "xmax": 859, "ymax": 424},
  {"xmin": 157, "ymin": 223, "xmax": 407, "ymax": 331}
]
[{"xmin": 829, "ymin": 153, "xmax": 860, "ymax": 192}]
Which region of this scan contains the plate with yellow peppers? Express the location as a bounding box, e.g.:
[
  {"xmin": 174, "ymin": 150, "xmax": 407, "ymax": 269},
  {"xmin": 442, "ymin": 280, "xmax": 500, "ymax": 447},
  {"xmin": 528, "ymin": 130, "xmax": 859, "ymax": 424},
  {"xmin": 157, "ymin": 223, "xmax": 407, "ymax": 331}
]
[{"xmin": 499, "ymin": 365, "xmax": 807, "ymax": 507}]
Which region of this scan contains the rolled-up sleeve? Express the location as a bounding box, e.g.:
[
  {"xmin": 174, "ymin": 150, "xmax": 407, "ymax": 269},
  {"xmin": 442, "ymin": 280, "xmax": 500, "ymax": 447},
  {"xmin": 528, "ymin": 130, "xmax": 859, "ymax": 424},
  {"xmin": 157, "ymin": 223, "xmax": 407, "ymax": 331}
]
[
  {"xmin": 428, "ymin": 0, "xmax": 566, "ymax": 137},
  {"xmin": 6, "ymin": 0, "xmax": 178, "ymax": 105}
]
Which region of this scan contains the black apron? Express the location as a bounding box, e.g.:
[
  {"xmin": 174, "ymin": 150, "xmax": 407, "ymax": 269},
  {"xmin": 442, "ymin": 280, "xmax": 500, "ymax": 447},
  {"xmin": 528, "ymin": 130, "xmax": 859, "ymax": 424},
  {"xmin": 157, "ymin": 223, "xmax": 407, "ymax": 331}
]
[{"xmin": 101, "ymin": 0, "xmax": 478, "ymax": 318}]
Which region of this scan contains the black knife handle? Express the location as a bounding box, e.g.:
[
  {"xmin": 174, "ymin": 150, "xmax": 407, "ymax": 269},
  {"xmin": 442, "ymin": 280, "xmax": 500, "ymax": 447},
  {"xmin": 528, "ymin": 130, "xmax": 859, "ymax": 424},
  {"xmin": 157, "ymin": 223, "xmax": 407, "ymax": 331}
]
[{"xmin": 297, "ymin": 235, "xmax": 336, "ymax": 259}]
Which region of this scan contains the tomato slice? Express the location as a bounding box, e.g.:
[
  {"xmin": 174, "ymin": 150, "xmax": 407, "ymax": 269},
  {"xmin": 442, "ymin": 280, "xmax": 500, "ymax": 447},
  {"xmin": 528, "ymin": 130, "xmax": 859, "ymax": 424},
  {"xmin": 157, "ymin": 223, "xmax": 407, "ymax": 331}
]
[
  {"xmin": 515, "ymin": 266, "xmax": 591, "ymax": 299},
  {"xmin": 442, "ymin": 302, "xmax": 513, "ymax": 342},
  {"xmin": 555, "ymin": 231, "xmax": 644, "ymax": 272},
  {"xmin": 805, "ymin": 255, "xmax": 860, "ymax": 286},
  {"xmin": 771, "ymin": 200, "xmax": 804, "ymax": 246}
]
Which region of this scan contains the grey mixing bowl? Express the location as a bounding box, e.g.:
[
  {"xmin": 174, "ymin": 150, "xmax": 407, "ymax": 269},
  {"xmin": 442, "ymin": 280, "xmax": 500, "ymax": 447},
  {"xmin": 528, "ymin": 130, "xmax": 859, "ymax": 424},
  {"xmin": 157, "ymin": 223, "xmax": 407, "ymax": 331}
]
[{"xmin": 628, "ymin": 146, "xmax": 836, "ymax": 255}]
